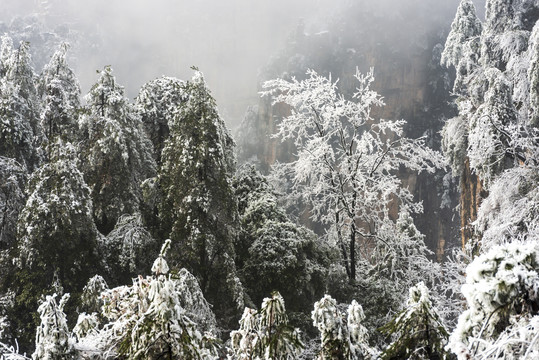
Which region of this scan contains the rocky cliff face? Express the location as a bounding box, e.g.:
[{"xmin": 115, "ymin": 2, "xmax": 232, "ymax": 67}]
[{"xmin": 236, "ymin": 1, "xmax": 461, "ymax": 258}]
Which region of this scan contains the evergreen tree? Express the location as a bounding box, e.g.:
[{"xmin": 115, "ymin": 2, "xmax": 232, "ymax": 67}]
[
  {"xmin": 442, "ymin": 0, "xmax": 539, "ymax": 248},
  {"xmin": 10, "ymin": 139, "xmax": 99, "ymax": 350},
  {"xmin": 441, "ymin": 0, "xmax": 482, "ymax": 95},
  {"xmin": 0, "ymin": 35, "xmax": 13, "ymax": 78},
  {"xmin": 311, "ymin": 295, "xmax": 375, "ymax": 360},
  {"xmin": 80, "ymin": 274, "xmax": 108, "ymax": 316},
  {"xmin": 102, "ymin": 214, "xmax": 158, "ymax": 286},
  {"xmin": 0, "ymin": 37, "xmax": 41, "ymax": 170},
  {"xmin": 38, "ymin": 43, "xmax": 80, "ymax": 142},
  {"xmin": 78, "ymin": 66, "xmax": 156, "ymax": 234},
  {"xmin": 122, "ymin": 241, "xmax": 209, "ymax": 359},
  {"xmin": 158, "ymin": 69, "xmax": 243, "ymax": 324},
  {"xmin": 75, "ymin": 240, "xmax": 219, "ymax": 359},
  {"xmin": 135, "ymin": 76, "xmax": 186, "ymax": 164},
  {"xmin": 233, "ymin": 165, "xmax": 334, "ymax": 317},
  {"xmin": 448, "ymin": 239, "xmax": 539, "ymax": 359},
  {"xmin": 0, "ymin": 157, "xmax": 27, "ymax": 250},
  {"xmin": 380, "ymin": 282, "xmax": 449, "ymax": 360}
]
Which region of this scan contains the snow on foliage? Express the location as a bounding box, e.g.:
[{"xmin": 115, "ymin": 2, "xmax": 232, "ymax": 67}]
[
  {"xmin": 448, "ymin": 239, "xmax": 539, "ymax": 359},
  {"xmin": 233, "ymin": 165, "xmax": 334, "ymax": 315},
  {"xmin": 380, "ymin": 282, "xmax": 449, "ymax": 360},
  {"xmin": 311, "ymin": 294, "xmax": 376, "ymax": 359},
  {"xmin": 158, "ymin": 69, "xmax": 244, "ymax": 324},
  {"xmin": 15, "ymin": 139, "xmax": 99, "ymax": 307},
  {"xmin": 442, "ymin": 0, "xmax": 539, "ymax": 186},
  {"xmin": 38, "ymin": 43, "xmax": 80, "ymax": 141},
  {"xmin": 135, "ymin": 76, "xmax": 186, "ymax": 163},
  {"xmin": 229, "ymin": 292, "xmax": 303, "ymax": 359},
  {"xmin": 0, "ymin": 341, "xmax": 29, "ymax": 360},
  {"xmin": 441, "ymin": 0, "xmax": 482, "ymax": 69},
  {"xmin": 528, "ymin": 22, "xmax": 539, "ymax": 126},
  {"xmin": 103, "ymin": 214, "xmax": 157, "ymax": 284},
  {"xmin": 262, "ymin": 68, "xmax": 444, "ymax": 302},
  {"xmin": 0, "ymin": 157, "xmax": 27, "ymax": 250},
  {"xmin": 17, "ymin": 140, "xmax": 96, "ymax": 270},
  {"xmin": 76, "ymin": 241, "xmax": 219, "ymax": 359},
  {"xmin": 0, "ymin": 36, "xmax": 41, "ymax": 170},
  {"xmin": 33, "ymin": 293, "xmax": 73, "ymax": 360},
  {"xmin": 474, "ymin": 165, "xmax": 539, "ymax": 250},
  {"xmin": 467, "ymin": 68, "xmax": 517, "ymax": 186},
  {"xmin": 79, "ymin": 66, "xmax": 156, "ymax": 234},
  {"xmin": 80, "ymin": 275, "xmax": 108, "ymax": 316}
]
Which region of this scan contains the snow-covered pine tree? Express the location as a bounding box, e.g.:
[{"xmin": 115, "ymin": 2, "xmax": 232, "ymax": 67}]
[
  {"xmin": 0, "ymin": 158, "xmax": 27, "ymax": 336},
  {"xmin": 0, "ymin": 35, "xmax": 13, "ymax": 78},
  {"xmin": 0, "ymin": 37, "xmax": 41, "ymax": 170},
  {"xmin": 80, "ymin": 275, "xmax": 108, "ymax": 316},
  {"xmin": 158, "ymin": 69, "xmax": 243, "ymax": 325},
  {"xmin": 32, "ymin": 293, "xmax": 74, "ymax": 360},
  {"xmin": 78, "ymin": 66, "xmax": 156, "ymax": 234},
  {"xmin": 102, "ymin": 214, "xmax": 158, "ymax": 286},
  {"xmin": 10, "ymin": 139, "xmax": 99, "ymax": 350},
  {"xmin": 135, "ymin": 76, "xmax": 186, "ymax": 164},
  {"xmin": 124, "ymin": 240, "xmax": 206, "ymax": 359},
  {"xmin": 0, "ymin": 157, "xmax": 27, "ymax": 251},
  {"xmin": 441, "ymin": 0, "xmax": 482, "ymax": 96},
  {"xmin": 380, "ymin": 282, "xmax": 449, "ymax": 360},
  {"xmin": 38, "ymin": 43, "xmax": 80, "ymax": 142}
]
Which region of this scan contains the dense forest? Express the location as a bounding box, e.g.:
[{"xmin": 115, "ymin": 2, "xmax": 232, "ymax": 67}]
[{"xmin": 1, "ymin": 0, "xmax": 539, "ymax": 359}]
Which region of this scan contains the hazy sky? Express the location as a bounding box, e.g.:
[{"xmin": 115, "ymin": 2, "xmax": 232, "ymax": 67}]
[
  {"xmin": 2, "ymin": 0, "xmax": 340, "ymax": 126},
  {"xmin": 1, "ymin": 0, "xmax": 470, "ymax": 127}
]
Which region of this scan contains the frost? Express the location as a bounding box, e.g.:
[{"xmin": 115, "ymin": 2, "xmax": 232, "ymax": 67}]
[
  {"xmin": 448, "ymin": 239, "xmax": 539, "ymax": 359},
  {"xmin": 76, "ymin": 242, "xmax": 218, "ymax": 359},
  {"xmin": 441, "ymin": 0, "xmax": 482, "ymax": 68},
  {"xmin": 33, "ymin": 293, "xmax": 74, "ymax": 360},
  {"xmin": 311, "ymin": 294, "xmax": 376, "ymax": 359},
  {"xmin": 262, "ymin": 68, "xmax": 444, "ymax": 290},
  {"xmin": 229, "ymin": 292, "xmax": 303, "ymax": 359},
  {"xmin": 158, "ymin": 69, "xmax": 243, "ymax": 321},
  {"xmin": 380, "ymin": 282, "xmax": 449, "ymax": 359}
]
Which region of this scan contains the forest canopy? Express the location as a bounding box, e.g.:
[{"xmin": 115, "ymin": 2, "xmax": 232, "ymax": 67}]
[{"xmin": 1, "ymin": 0, "xmax": 539, "ymax": 359}]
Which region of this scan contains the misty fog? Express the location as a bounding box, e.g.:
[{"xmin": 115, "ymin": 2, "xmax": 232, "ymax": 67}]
[
  {"xmin": 1, "ymin": 0, "xmax": 341, "ymax": 126},
  {"xmin": 0, "ymin": 0, "xmax": 468, "ymax": 127}
]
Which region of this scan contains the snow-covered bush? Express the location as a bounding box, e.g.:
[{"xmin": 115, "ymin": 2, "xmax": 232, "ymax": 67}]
[
  {"xmin": 33, "ymin": 293, "xmax": 74, "ymax": 360},
  {"xmin": 448, "ymin": 239, "xmax": 539, "ymax": 359},
  {"xmin": 80, "ymin": 275, "xmax": 108, "ymax": 315},
  {"xmin": 229, "ymin": 291, "xmax": 303, "ymax": 359},
  {"xmin": 76, "ymin": 240, "xmax": 219, "ymax": 359},
  {"xmin": 311, "ymin": 295, "xmax": 376, "ymax": 359}
]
